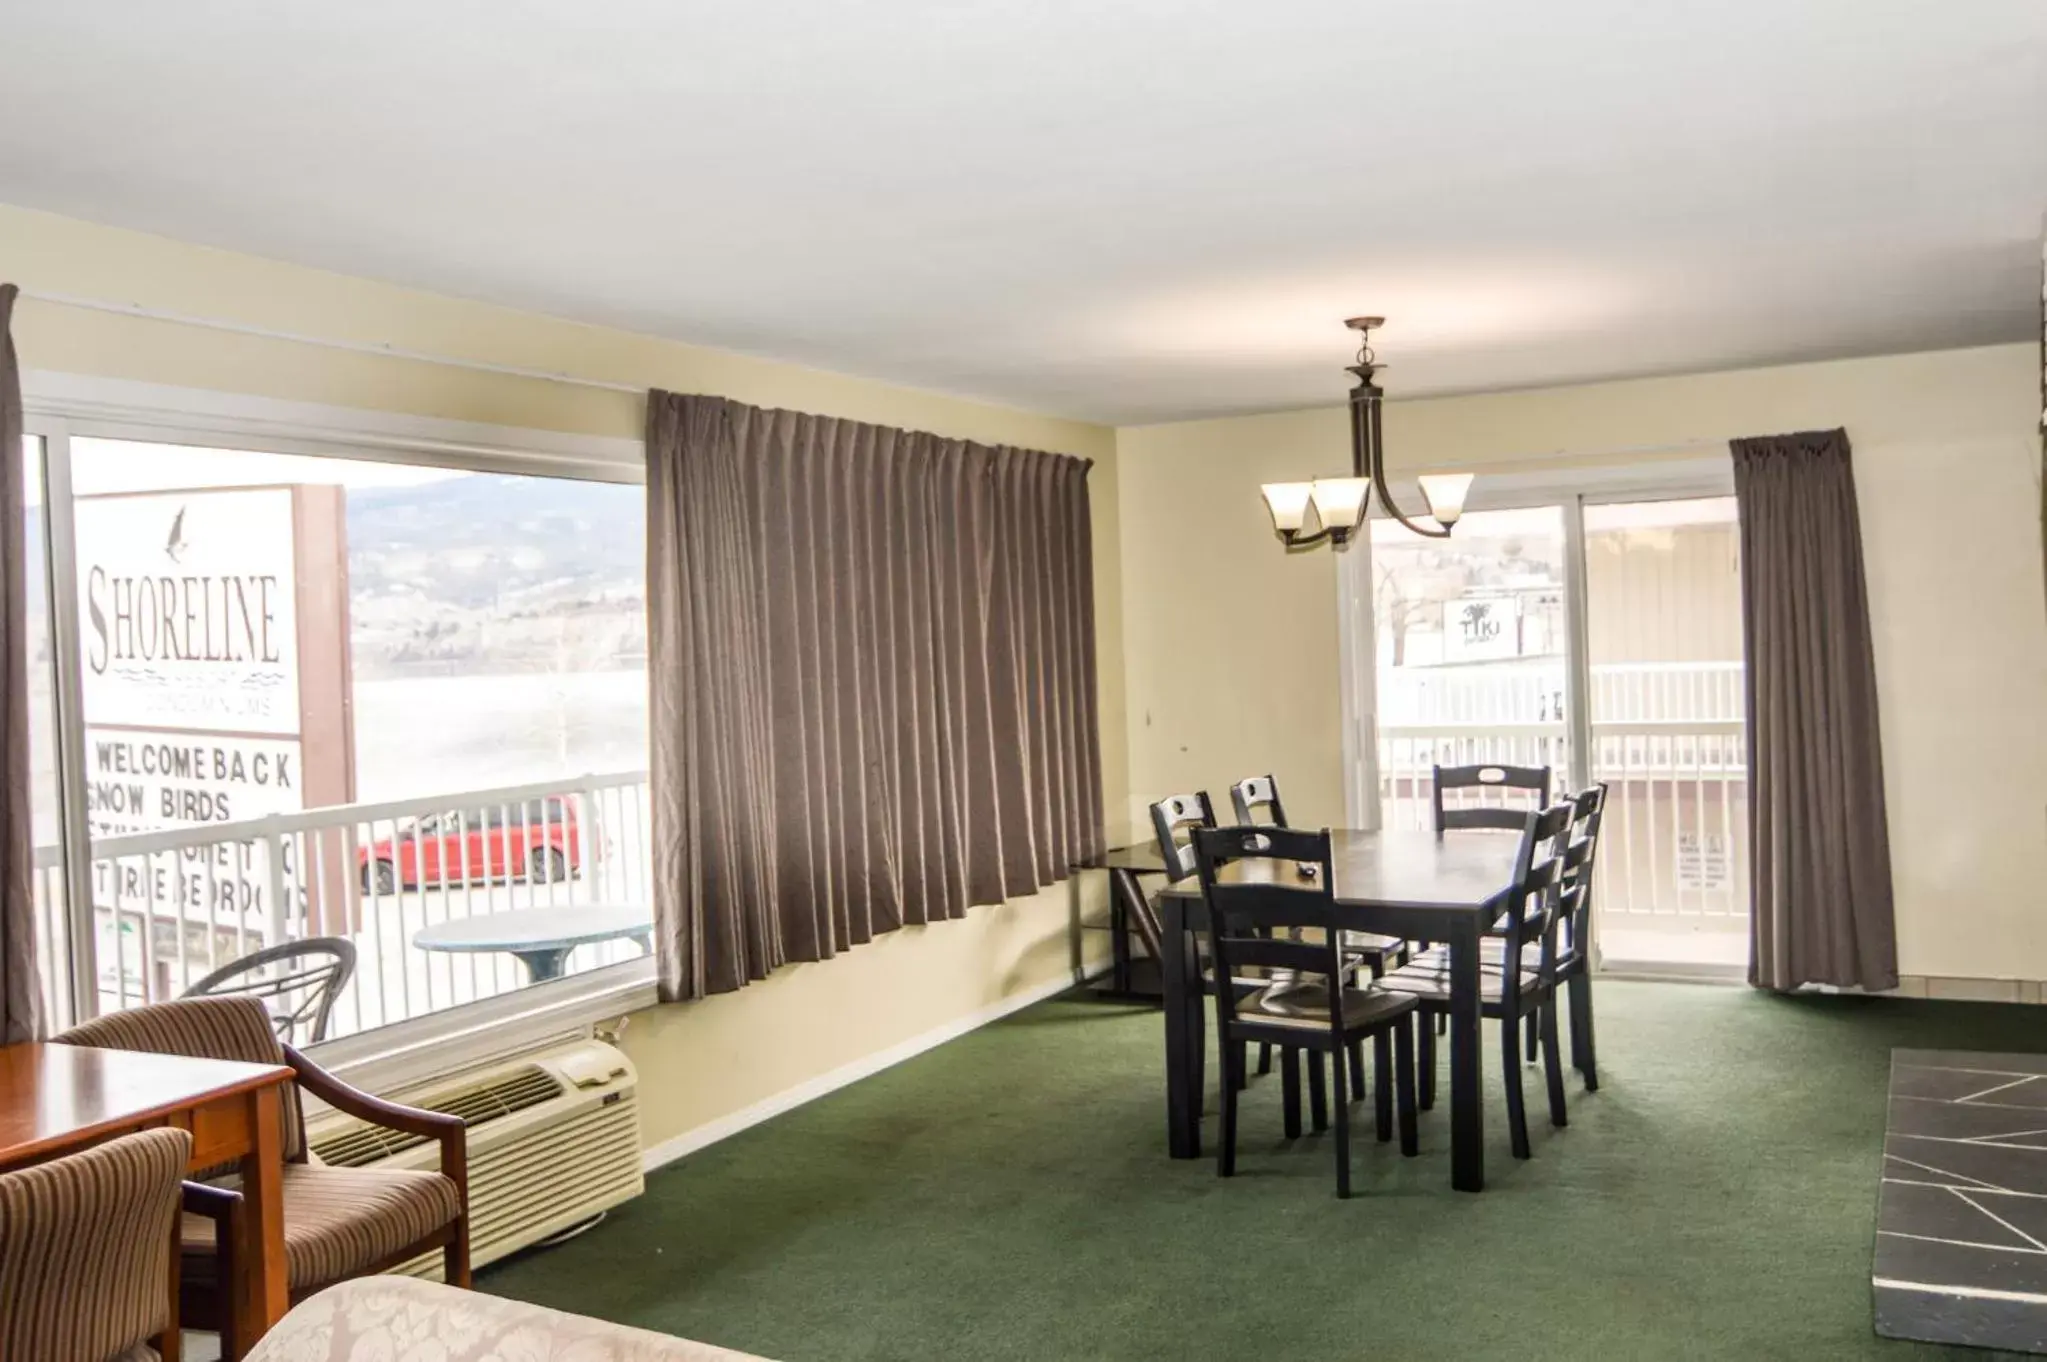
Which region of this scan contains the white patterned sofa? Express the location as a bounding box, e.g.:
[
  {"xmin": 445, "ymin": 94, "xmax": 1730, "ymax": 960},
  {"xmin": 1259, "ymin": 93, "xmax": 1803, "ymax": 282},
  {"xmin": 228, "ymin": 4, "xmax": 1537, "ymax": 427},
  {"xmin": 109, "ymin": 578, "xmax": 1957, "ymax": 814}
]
[{"xmin": 244, "ymin": 1276, "xmax": 771, "ymax": 1362}]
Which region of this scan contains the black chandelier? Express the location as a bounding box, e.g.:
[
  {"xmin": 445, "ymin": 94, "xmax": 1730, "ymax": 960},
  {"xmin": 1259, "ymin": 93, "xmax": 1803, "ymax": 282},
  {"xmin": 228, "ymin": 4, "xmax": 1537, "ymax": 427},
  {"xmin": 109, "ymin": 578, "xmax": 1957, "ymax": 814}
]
[{"xmin": 1260, "ymin": 317, "xmax": 1474, "ymax": 548}]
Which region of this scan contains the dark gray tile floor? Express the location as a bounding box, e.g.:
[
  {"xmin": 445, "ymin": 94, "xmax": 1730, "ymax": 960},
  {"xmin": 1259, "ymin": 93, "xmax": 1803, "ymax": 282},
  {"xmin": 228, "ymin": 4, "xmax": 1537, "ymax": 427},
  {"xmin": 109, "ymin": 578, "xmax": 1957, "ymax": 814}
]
[{"xmin": 1875, "ymin": 1049, "xmax": 2047, "ymax": 1353}]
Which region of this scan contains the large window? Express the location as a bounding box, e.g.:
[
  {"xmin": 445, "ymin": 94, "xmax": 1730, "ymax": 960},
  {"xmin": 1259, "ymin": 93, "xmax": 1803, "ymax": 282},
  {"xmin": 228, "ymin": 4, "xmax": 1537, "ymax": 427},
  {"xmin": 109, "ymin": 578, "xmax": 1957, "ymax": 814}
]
[{"xmin": 27, "ymin": 427, "xmax": 651, "ymax": 1044}]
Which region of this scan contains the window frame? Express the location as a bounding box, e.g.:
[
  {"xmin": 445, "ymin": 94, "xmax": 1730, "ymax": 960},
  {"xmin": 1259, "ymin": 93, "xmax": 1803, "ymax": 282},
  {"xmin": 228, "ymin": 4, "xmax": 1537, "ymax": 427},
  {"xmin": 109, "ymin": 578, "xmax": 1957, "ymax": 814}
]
[{"xmin": 19, "ymin": 369, "xmax": 658, "ymax": 1084}]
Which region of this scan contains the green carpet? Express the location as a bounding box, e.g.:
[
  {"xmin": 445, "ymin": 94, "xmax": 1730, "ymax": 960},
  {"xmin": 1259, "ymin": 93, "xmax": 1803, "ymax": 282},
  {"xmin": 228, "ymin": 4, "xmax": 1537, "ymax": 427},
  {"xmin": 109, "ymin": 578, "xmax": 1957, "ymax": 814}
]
[{"xmin": 483, "ymin": 981, "xmax": 2047, "ymax": 1360}]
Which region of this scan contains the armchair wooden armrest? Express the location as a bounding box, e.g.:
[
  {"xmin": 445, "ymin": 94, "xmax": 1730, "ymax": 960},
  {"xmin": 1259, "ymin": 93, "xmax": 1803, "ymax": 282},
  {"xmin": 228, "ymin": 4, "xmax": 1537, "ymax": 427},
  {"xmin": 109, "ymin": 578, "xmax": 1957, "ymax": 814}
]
[
  {"xmin": 182, "ymin": 1180, "xmax": 242, "ymax": 1361},
  {"xmin": 282, "ymin": 1045, "xmax": 468, "ymax": 1202}
]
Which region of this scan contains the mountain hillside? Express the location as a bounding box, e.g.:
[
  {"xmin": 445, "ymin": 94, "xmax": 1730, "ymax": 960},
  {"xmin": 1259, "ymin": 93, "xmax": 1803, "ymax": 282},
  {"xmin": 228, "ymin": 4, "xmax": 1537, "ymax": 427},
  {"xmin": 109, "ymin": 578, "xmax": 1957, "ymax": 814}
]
[{"xmin": 346, "ymin": 474, "xmax": 645, "ymax": 679}]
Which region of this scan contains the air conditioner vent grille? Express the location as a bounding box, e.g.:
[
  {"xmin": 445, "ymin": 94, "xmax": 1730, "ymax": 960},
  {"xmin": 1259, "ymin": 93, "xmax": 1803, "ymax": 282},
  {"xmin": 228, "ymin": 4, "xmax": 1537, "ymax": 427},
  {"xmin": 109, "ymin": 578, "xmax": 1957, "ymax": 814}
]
[{"xmin": 310, "ymin": 1063, "xmax": 567, "ymax": 1168}]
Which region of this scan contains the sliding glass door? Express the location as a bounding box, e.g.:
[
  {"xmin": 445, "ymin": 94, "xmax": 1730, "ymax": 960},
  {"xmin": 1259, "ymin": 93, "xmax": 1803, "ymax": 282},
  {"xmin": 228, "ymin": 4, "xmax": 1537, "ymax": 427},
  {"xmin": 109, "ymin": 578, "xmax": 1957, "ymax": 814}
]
[
  {"xmin": 1352, "ymin": 481, "xmax": 1749, "ymax": 977},
  {"xmin": 1581, "ymin": 496, "xmax": 1747, "ymax": 974}
]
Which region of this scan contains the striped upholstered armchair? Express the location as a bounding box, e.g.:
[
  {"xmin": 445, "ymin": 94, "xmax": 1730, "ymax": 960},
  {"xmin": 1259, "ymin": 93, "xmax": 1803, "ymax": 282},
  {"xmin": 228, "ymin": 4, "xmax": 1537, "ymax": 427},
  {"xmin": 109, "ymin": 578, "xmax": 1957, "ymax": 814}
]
[
  {"xmin": 55, "ymin": 996, "xmax": 470, "ymax": 1358},
  {"xmin": 0, "ymin": 1126, "xmax": 192, "ymax": 1362}
]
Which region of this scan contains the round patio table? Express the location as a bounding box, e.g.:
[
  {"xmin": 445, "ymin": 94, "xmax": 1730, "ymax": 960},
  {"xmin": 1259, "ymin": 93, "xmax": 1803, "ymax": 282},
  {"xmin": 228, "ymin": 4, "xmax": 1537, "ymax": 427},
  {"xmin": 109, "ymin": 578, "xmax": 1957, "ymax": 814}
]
[{"xmin": 413, "ymin": 905, "xmax": 653, "ymax": 983}]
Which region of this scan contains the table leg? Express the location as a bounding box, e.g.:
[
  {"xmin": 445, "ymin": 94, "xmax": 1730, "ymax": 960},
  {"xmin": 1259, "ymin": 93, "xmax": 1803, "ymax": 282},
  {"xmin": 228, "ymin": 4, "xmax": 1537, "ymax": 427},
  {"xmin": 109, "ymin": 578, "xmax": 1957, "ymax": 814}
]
[
  {"xmin": 1107, "ymin": 869, "xmax": 1135, "ymax": 994},
  {"xmin": 237, "ymin": 1083, "xmax": 289, "ymax": 1356},
  {"xmin": 1161, "ymin": 895, "xmax": 1204, "ymax": 1159},
  {"xmin": 512, "ymin": 947, "xmax": 574, "ymax": 982},
  {"xmin": 1448, "ymin": 921, "xmax": 1486, "ymax": 1192},
  {"xmin": 1117, "ymin": 871, "xmax": 1167, "ymax": 966}
]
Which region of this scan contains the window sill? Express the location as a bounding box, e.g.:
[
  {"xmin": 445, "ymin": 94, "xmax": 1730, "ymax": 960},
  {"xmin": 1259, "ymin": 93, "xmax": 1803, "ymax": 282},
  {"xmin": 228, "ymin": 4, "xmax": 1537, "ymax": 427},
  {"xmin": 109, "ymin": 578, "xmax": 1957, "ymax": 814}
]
[{"xmin": 305, "ymin": 957, "xmax": 659, "ymax": 1097}]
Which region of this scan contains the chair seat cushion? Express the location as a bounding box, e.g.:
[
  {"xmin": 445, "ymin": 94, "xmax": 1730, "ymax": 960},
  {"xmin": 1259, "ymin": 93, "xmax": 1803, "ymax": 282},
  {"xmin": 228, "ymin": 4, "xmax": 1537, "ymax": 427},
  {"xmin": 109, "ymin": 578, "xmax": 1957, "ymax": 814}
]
[
  {"xmin": 1342, "ymin": 931, "xmax": 1407, "ymax": 957},
  {"xmin": 1234, "ymin": 979, "xmax": 1416, "ymax": 1033},
  {"xmin": 1377, "ymin": 954, "xmax": 1541, "ymax": 1005},
  {"xmin": 183, "ymin": 1163, "xmax": 461, "ymax": 1290}
]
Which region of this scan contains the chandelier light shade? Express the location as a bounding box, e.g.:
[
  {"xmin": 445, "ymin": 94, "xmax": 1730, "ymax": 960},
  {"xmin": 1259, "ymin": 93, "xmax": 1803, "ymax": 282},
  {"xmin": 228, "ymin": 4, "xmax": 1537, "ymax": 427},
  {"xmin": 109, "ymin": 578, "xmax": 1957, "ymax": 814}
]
[
  {"xmin": 1309, "ymin": 476, "xmax": 1372, "ymax": 532},
  {"xmin": 1259, "ymin": 317, "xmax": 1475, "ymax": 547},
  {"xmin": 1416, "ymin": 472, "xmax": 1476, "ymax": 526},
  {"xmin": 1259, "ymin": 481, "xmax": 1314, "ymax": 534}
]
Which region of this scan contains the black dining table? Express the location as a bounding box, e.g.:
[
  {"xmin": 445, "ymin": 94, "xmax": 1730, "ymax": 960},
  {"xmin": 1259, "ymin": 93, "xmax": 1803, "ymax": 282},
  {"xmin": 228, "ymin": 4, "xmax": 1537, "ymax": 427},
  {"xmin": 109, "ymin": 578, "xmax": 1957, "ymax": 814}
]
[{"xmin": 1154, "ymin": 827, "xmax": 1523, "ymax": 1193}]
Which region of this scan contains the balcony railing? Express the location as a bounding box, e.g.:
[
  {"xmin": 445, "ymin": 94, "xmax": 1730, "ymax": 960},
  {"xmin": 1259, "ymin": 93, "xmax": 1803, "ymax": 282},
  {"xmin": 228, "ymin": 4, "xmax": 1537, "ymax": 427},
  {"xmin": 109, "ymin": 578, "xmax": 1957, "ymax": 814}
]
[
  {"xmin": 1378, "ymin": 720, "xmax": 1748, "ymax": 930},
  {"xmin": 34, "ymin": 770, "xmax": 653, "ymax": 1038},
  {"xmin": 1376, "ymin": 661, "xmax": 1749, "ymax": 940}
]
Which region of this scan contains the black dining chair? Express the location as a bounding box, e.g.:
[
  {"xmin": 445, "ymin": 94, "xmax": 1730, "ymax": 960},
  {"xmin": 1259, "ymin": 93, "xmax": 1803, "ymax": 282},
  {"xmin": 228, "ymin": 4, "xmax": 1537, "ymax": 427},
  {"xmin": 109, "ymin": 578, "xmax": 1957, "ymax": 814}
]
[
  {"xmin": 1378, "ymin": 801, "xmax": 1574, "ymax": 1160},
  {"xmin": 1196, "ymin": 779, "xmax": 1406, "ymax": 1104},
  {"xmin": 1479, "ymin": 785, "xmax": 1608, "ymax": 1073},
  {"xmin": 1430, "ymin": 762, "xmax": 1552, "ymax": 1045},
  {"xmin": 1192, "ymin": 824, "xmax": 1420, "ymax": 1198},
  {"xmin": 1229, "ymin": 770, "xmax": 1406, "ymax": 977},
  {"xmin": 1432, "ymin": 763, "xmax": 1552, "ymax": 831},
  {"xmin": 1228, "ymin": 774, "xmax": 1288, "ymax": 827},
  {"xmin": 184, "ymin": 936, "xmax": 358, "ymax": 1044},
  {"xmin": 1498, "ymin": 782, "xmax": 1609, "ymax": 1069},
  {"xmin": 1153, "ymin": 791, "xmax": 1282, "ymax": 1085}
]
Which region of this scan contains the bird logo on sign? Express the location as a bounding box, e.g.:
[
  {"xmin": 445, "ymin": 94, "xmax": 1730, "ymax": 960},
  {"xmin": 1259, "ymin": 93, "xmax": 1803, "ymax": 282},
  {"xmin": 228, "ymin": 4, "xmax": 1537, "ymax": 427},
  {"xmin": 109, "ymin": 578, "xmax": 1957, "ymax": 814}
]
[{"xmin": 164, "ymin": 505, "xmax": 189, "ymax": 563}]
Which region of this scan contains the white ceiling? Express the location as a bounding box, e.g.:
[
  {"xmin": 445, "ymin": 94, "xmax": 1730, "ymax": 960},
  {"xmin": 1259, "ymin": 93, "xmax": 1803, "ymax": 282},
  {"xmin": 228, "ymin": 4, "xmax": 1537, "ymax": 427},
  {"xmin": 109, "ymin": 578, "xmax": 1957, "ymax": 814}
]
[{"xmin": 0, "ymin": 1, "xmax": 2041, "ymax": 424}]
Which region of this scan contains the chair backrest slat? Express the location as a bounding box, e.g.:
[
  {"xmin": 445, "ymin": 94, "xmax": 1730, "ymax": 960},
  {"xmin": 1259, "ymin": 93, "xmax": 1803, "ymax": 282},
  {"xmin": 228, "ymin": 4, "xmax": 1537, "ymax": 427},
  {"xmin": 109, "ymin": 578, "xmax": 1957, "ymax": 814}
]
[
  {"xmin": 1229, "ymin": 774, "xmax": 1289, "ymax": 828},
  {"xmin": 1150, "ymin": 791, "xmax": 1218, "ymax": 881},
  {"xmin": 1218, "ymin": 935, "xmax": 1332, "ymax": 976},
  {"xmin": 1434, "ymin": 763, "xmax": 1551, "ymax": 832}
]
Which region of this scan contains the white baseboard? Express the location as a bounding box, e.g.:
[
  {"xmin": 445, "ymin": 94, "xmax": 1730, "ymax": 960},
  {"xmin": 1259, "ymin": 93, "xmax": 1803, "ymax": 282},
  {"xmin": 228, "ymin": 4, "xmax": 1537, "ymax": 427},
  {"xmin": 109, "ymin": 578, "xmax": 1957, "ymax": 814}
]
[
  {"xmin": 640, "ymin": 964, "xmax": 1105, "ymax": 1174},
  {"xmin": 1887, "ymin": 975, "xmax": 2047, "ymax": 1004}
]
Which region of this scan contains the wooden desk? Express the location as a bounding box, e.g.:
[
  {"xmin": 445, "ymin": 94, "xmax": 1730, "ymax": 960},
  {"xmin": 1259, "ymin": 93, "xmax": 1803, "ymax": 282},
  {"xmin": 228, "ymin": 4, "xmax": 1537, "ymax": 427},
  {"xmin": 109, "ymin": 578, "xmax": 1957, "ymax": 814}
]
[
  {"xmin": 0, "ymin": 1041, "xmax": 296, "ymax": 1356},
  {"xmin": 1155, "ymin": 829, "xmax": 1522, "ymax": 1193}
]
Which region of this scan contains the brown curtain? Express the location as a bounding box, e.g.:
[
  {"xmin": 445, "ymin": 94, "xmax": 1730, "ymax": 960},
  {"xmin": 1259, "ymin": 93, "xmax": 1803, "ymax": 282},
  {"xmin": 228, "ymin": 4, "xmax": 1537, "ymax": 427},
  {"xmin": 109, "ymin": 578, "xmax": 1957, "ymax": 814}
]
[
  {"xmin": 1, "ymin": 285, "xmax": 37, "ymax": 1042},
  {"xmin": 645, "ymin": 391, "xmax": 1104, "ymax": 1001},
  {"xmin": 1732, "ymin": 428, "xmax": 1897, "ymax": 992}
]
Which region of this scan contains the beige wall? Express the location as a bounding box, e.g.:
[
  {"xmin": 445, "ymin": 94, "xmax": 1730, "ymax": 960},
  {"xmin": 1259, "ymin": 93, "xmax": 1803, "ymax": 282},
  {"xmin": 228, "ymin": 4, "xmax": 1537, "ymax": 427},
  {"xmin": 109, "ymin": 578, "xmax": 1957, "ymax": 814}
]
[
  {"xmin": 1116, "ymin": 342, "xmax": 2047, "ymax": 982},
  {"xmin": 0, "ymin": 203, "xmax": 1125, "ymax": 1150}
]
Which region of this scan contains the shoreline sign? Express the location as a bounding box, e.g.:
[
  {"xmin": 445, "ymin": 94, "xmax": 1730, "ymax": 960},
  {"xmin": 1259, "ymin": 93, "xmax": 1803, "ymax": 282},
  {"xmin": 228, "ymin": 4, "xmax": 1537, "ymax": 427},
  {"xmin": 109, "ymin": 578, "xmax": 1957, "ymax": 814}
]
[{"xmin": 76, "ymin": 485, "xmax": 355, "ymax": 988}]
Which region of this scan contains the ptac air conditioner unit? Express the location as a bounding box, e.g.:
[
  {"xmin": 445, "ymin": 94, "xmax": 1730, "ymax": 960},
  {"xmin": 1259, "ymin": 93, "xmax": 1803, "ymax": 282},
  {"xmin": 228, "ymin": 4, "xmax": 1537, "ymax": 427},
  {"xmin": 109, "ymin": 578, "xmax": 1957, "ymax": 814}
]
[{"xmin": 305, "ymin": 1039, "xmax": 644, "ymax": 1274}]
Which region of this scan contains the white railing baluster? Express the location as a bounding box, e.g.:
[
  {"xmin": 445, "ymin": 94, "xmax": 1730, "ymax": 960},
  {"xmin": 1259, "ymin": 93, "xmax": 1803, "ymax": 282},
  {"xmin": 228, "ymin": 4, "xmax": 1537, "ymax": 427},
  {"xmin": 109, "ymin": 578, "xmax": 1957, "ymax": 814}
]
[
  {"xmin": 262, "ymin": 817, "xmax": 287, "ymax": 957},
  {"xmin": 138, "ymin": 854, "xmax": 160, "ymax": 1005},
  {"xmin": 1616, "ymin": 735, "xmax": 1638, "ymax": 919},
  {"xmin": 381, "ymin": 815, "xmax": 410, "ymax": 1030}
]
